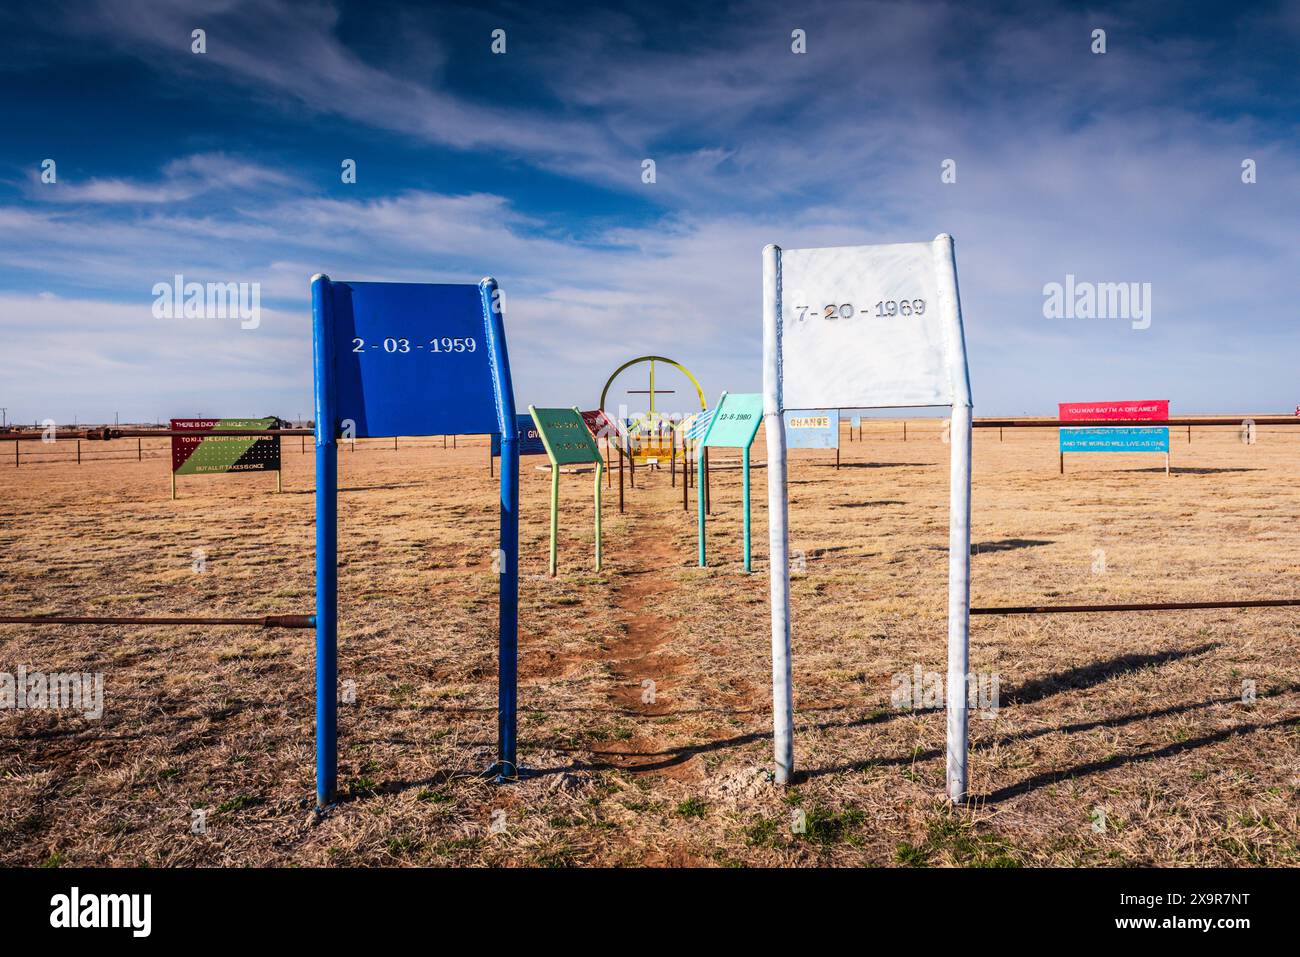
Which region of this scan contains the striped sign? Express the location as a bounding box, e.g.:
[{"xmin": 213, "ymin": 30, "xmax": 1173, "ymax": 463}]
[
  {"xmin": 685, "ymin": 409, "xmax": 715, "ymax": 443},
  {"xmin": 1059, "ymin": 426, "xmax": 1170, "ymax": 452}
]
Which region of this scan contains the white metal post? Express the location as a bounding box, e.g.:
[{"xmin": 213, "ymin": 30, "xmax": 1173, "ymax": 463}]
[
  {"xmin": 762, "ymin": 243, "xmax": 794, "ymax": 784},
  {"xmin": 945, "ymin": 401, "xmax": 972, "ymax": 800},
  {"xmin": 934, "ymin": 234, "xmax": 974, "ymax": 802}
]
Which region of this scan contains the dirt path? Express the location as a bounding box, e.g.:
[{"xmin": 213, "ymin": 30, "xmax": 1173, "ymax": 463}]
[{"xmin": 598, "ymin": 463, "xmax": 697, "ymax": 777}]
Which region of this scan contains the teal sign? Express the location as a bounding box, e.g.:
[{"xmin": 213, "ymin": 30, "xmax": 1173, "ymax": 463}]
[
  {"xmin": 701, "ymin": 392, "xmax": 764, "ymax": 448},
  {"xmin": 698, "ymin": 392, "xmax": 764, "ymax": 572},
  {"xmin": 1060, "ymin": 427, "xmax": 1169, "ymax": 452}
]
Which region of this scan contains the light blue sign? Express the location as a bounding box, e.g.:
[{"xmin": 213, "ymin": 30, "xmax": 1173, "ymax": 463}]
[
  {"xmin": 783, "ymin": 410, "xmax": 839, "ymax": 449},
  {"xmin": 1059, "ymin": 426, "xmax": 1169, "ymax": 452}
]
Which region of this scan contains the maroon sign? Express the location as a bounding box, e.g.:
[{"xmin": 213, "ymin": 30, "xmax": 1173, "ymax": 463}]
[{"xmin": 582, "ymin": 410, "xmax": 621, "ymax": 442}]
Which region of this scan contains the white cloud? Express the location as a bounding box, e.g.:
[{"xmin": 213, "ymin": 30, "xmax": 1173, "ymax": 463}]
[{"xmin": 3, "ymin": 1, "xmax": 1299, "ymax": 422}]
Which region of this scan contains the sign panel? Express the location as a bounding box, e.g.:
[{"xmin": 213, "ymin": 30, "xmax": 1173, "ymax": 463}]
[
  {"xmin": 311, "ymin": 274, "xmax": 520, "ymax": 807},
  {"xmin": 774, "ymin": 239, "xmax": 970, "ymax": 409},
  {"xmin": 529, "ymin": 405, "xmax": 604, "ymax": 575},
  {"xmin": 491, "ymin": 414, "xmax": 546, "ymax": 456},
  {"xmin": 763, "ymin": 235, "xmax": 973, "ymax": 800},
  {"xmin": 171, "ymin": 418, "xmax": 280, "ymax": 474},
  {"xmin": 322, "ymin": 281, "xmax": 502, "ymax": 439},
  {"xmin": 631, "ymin": 434, "xmax": 673, "ymax": 462},
  {"xmin": 1059, "ymin": 427, "xmax": 1170, "ymax": 452},
  {"xmin": 701, "ymin": 393, "xmax": 763, "ymax": 449},
  {"xmin": 530, "ymin": 407, "xmax": 603, "ymax": 466},
  {"xmin": 581, "ymin": 409, "xmax": 621, "ymax": 443},
  {"xmin": 1058, "ymin": 400, "xmax": 1168, "ymax": 421},
  {"xmin": 783, "ymin": 410, "xmax": 839, "ymax": 449},
  {"xmin": 684, "ymin": 409, "xmax": 714, "ymax": 444}
]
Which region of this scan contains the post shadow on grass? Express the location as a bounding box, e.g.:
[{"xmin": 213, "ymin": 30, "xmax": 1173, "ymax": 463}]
[
  {"xmin": 1000, "ymin": 642, "xmax": 1219, "ymax": 706},
  {"xmin": 1127, "ymin": 466, "xmax": 1262, "ymax": 475},
  {"xmin": 970, "ymin": 538, "xmax": 1053, "ymax": 555},
  {"xmin": 831, "ymin": 462, "xmax": 932, "ymax": 470},
  {"xmin": 283, "ymin": 481, "xmax": 425, "ymax": 494},
  {"xmin": 353, "ymin": 685, "xmax": 1295, "ymax": 797},
  {"xmin": 926, "ymin": 538, "xmax": 1054, "ymax": 555},
  {"xmin": 801, "ymin": 686, "xmax": 1296, "ymax": 781},
  {"xmin": 983, "ymin": 712, "xmax": 1300, "ymax": 804}
]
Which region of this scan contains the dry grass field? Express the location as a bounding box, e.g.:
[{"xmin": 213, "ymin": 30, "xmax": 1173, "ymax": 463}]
[{"xmin": 1, "ymin": 421, "xmax": 1298, "ymax": 867}]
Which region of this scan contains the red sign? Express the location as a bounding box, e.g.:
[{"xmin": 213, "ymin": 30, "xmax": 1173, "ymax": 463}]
[
  {"xmin": 1058, "ymin": 400, "xmax": 1168, "ymax": 421},
  {"xmin": 581, "ymin": 410, "xmax": 620, "ymax": 441}
]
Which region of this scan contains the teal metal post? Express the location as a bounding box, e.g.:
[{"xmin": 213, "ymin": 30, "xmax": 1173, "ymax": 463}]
[
  {"xmin": 743, "ymin": 445, "xmax": 751, "ymax": 572},
  {"xmin": 697, "ymin": 450, "xmax": 706, "ymax": 566}
]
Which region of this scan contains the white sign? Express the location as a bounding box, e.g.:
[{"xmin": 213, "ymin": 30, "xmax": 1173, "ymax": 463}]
[
  {"xmin": 762, "ymin": 234, "xmax": 974, "ymax": 801},
  {"xmin": 775, "ymin": 238, "xmax": 970, "ymax": 409}
]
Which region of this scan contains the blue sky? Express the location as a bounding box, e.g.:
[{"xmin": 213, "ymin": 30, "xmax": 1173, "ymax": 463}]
[{"xmin": 2, "ymin": 0, "xmax": 1297, "ymax": 424}]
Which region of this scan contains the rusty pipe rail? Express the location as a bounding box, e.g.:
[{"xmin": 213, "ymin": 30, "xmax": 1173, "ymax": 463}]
[
  {"xmin": 972, "ymin": 598, "xmax": 1300, "ymax": 615},
  {"xmin": 0, "ymin": 614, "xmax": 315, "ymax": 628},
  {"xmin": 3, "ymin": 428, "xmax": 313, "ymax": 441}
]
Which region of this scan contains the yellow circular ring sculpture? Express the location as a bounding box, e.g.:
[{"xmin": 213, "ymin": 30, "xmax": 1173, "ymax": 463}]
[{"xmin": 599, "ymin": 356, "xmax": 706, "ymax": 463}]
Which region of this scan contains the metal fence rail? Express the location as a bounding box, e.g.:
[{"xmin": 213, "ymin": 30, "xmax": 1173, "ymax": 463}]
[
  {"xmin": 0, "ymin": 614, "xmax": 315, "ymax": 628},
  {"xmin": 972, "ymin": 598, "xmax": 1300, "ymax": 615}
]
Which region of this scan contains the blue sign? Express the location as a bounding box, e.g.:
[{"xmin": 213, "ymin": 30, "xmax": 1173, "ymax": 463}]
[
  {"xmin": 1060, "ymin": 426, "xmax": 1169, "ymax": 452},
  {"xmin": 783, "ymin": 409, "xmax": 839, "ymax": 449},
  {"xmin": 312, "ymin": 274, "xmax": 520, "ymax": 807},
  {"xmin": 321, "ymin": 281, "xmax": 504, "ymax": 438},
  {"xmin": 492, "ymin": 414, "xmax": 547, "ymax": 456}
]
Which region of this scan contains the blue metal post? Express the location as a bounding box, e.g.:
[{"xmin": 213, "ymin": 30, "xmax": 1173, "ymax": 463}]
[
  {"xmin": 310, "ymin": 274, "xmax": 338, "ymax": 808},
  {"xmin": 481, "ymin": 278, "xmax": 519, "ymax": 778}
]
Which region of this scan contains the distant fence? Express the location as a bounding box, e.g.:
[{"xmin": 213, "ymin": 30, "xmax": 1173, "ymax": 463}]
[
  {"xmin": 3, "ymin": 428, "xmax": 494, "ymax": 468},
  {"xmin": 7, "ymin": 416, "xmax": 1300, "ymax": 467}
]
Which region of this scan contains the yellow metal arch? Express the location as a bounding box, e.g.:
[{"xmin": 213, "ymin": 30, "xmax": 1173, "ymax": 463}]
[{"xmin": 599, "ymin": 355, "xmax": 706, "ymax": 427}]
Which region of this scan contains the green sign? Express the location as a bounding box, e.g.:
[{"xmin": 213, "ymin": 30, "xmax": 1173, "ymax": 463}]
[
  {"xmin": 529, "ymin": 406, "xmax": 606, "ymax": 576},
  {"xmin": 697, "ymin": 392, "xmax": 764, "ymax": 573},
  {"xmin": 700, "ymin": 392, "xmax": 764, "ymax": 449},
  {"xmin": 530, "ymin": 407, "xmax": 603, "ymax": 466}
]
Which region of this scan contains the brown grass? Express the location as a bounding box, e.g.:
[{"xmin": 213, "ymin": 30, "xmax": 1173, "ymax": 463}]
[{"xmin": 0, "ymin": 423, "xmax": 1297, "ymax": 867}]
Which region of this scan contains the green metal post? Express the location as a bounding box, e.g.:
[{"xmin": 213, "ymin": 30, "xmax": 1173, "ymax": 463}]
[{"xmin": 549, "ymin": 464, "xmax": 559, "ymax": 577}]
